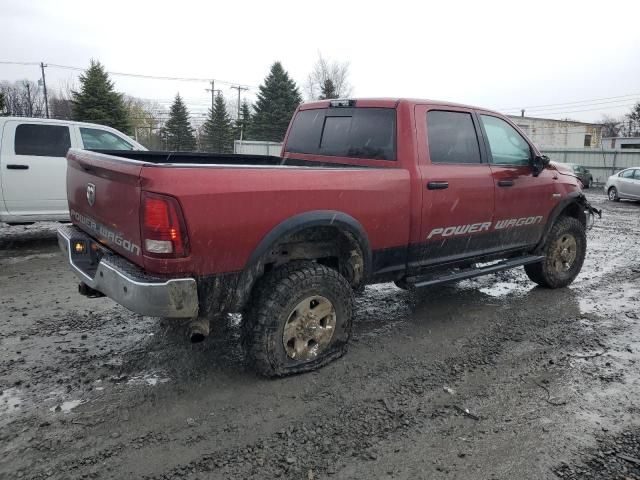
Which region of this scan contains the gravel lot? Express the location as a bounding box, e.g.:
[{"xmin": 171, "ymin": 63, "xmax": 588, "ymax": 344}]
[{"xmin": 1, "ymin": 191, "xmax": 639, "ymax": 480}]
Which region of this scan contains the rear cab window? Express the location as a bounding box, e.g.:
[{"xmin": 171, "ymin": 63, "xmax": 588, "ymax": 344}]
[
  {"xmin": 285, "ymin": 107, "xmax": 396, "ymax": 161},
  {"xmin": 14, "ymin": 124, "xmax": 71, "ymax": 157}
]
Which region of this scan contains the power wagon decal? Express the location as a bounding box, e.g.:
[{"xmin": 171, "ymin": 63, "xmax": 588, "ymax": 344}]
[{"xmin": 427, "ymin": 216, "xmax": 543, "ymax": 240}]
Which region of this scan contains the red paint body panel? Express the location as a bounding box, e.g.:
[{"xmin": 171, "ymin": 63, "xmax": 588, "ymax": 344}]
[
  {"xmin": 140, "ymin": 166, "xmax": 411, "ymax": 275},
  {"xmin": 67, "ymin": 150, "xmax": 143, "ymax": 264},
  {"xmin": 65, "ymin": 98, "xmax": 582, "ymax": 281}
]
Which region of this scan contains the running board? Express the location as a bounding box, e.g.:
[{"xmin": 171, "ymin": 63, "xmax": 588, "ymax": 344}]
[{"xmin": 405, "ymin": 255, "xmax": 545, "ymax": 289}]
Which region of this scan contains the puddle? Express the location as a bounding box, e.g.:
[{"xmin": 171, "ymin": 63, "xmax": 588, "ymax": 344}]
[
  {"xmin": 127, "ymin": 373, "xmax": 170, "ymax": 387},
  {"xmin": 0, "ymin": 388, "xmax": 22, "ymax": 415},
  {"xmin": 49, "ymin": 399, "xmax": 83, "ymax": 413},
  {"xmin": 477, "ymin": 281, "xmax": 534, "ymax": 298}
]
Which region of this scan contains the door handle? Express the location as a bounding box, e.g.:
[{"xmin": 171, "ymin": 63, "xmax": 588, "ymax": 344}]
[
  {"xmin": 427, "ymin": 181, "xmax": 449, "ymax": 190},
  {"xmin": 498, "ymin": 179, "xmax": 514, "ymax": 187},
  {"xmin": 6, "ymin": 164, "xmax": 29, "ymax": 170}
]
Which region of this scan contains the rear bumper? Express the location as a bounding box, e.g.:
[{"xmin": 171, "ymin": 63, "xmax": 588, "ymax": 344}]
[{"xmin": 57, "ymin": 225, "xmax": 198, "ymax": 318}]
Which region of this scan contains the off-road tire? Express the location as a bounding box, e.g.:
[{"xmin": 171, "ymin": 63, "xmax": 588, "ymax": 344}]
[
  {"xmin": 608, "ymin": 186, "xmax": 620, "ymax": 202},
  {"xmin": 243, "ymin": 261, "xmax": 354, "ymax": 377},
  {"xmin": 524, "ymin": 216, "xmax": 586, "ymax": 288}
]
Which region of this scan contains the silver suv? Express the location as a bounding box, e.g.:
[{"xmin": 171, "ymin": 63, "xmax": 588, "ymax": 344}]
[{"xmin": 605, "ymin": 167, "xmax": 640, "ymax": 201}]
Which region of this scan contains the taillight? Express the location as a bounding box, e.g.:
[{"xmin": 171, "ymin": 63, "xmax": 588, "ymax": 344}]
[{"xmin": 141, "ymin": 192, "xmax": 189, "ymax": 257}]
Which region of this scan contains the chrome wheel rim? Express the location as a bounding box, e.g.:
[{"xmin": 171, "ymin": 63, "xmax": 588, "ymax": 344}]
[
  {"xmin": 550, "ymin": 233, "xmax": 578, "ymax": 272},
  {"xmin": 609, "ymin": 189, "xmax": 616, "ymax": 200},
  {"xmin": 283, "ymin": 295, "xmax": 336, "ymax": 361}
]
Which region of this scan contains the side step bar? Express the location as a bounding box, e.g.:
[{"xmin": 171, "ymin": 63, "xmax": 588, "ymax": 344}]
[{"xmin": 405, "ymin": 255, "xmax": 545, "ymax": 289}]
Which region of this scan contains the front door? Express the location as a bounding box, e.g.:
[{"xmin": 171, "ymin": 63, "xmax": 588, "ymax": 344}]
[
  {"xmin": 477, "ymin": 113, "xmax": 557, "ymax": 250},
  {"xmin": 410, "ymin": 106, "xmax": 495, "ymax": 270},
  {"xmin": 0, "ymin": 121, "xmax": 72, "ymax": 216}
]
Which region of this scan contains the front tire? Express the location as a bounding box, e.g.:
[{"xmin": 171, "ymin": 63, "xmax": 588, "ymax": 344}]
[
  {"xmin": 243, "ymin": 261, "xmax": 354, "ymax": 377},
  {"xmin": 524, "ymin": 216, "xmax": 586, "ymax": 288},
  {"xmin": 608, "ymin": 187, "xmax": 620, "ymax": 202}
]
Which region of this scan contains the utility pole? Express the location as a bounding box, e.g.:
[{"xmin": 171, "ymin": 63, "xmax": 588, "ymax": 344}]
[
  {"xmin": 40, "ymin": 62, "xmax": 49, "ymax": 118},
  {"xmin": 230, "ymin": 85, "xmax": 249, "ymax": 121},
  {"xmin": 24, "ymin": 81, "xmax": 33, "ymax": 117},
  {"xmin": 205, "ymin": 80, "xmax": 221, "ymax": 113}
]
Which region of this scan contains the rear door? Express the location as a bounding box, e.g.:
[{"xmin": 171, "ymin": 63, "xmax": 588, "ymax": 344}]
[
  {"xmin": 1, "ymin": 121, "xmax": 73, "ymax": 216},
  {"xmin": 477, "ymin": 113, "xmax": 556, "ymax": 250},
  {"xmin": 410, "ymin": 106, "xmax": 495, "ymax": 269},
  {"xmin": 618, "ymin": 169, "xmax": 637, "ymax": 198},
  {"xmin": 630, "ymin": 169, "xmax": 640, "ymax": 198}
]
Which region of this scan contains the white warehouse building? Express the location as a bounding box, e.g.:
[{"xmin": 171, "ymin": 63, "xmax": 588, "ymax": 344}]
[{"xmin": 506, "ymin": 115, "xmax": 602, "ymax": 149}]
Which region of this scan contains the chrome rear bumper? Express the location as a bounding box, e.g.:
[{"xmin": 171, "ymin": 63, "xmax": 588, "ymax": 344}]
[{"xmin": 57, "ymin": 225, "xmax": 198, "ymax": 318}]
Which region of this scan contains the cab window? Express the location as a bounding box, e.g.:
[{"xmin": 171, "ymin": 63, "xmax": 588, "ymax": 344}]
[
  {"xmin": 426, "ymin": 111, "xmax": 481, "ymax": 164},
  {"xmin": 480, "ymin": 115, "xmax": 531, "ymax": 166},
  {"xmin": 80, "ymin": 127, "xmax": 134, "ymax": 150},
  {"xmin": 15, "ymin": 124, "xmax": 71, "ymax": 157}
]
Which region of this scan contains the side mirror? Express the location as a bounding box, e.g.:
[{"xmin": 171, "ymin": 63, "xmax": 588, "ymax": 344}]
[{"xmin": 531, "ymin": 154, "xmax": 550, "ymax": 177}]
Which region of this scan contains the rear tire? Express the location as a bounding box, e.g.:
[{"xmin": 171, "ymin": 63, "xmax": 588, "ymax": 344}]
[
  {"xmin": 524, "ymin": 216, "xmax": 586, "ymax": 288},
  {"xmin": 243, "ymin": 261, "xmax": 354, "ymax": 377},
  {"xmin": 608, "ymin": 187, "xmax": 620, "ymax": 202}
]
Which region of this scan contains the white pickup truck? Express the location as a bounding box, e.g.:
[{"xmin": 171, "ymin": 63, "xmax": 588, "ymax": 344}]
[{"xmin": 0, "ymin": 117, "xmax": 146, "ymax": 225}]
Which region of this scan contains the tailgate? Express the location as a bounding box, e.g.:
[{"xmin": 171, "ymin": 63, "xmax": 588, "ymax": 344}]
[{"xmin": 66, "ymin": 149, "xmax": 144, "ymax": 265}]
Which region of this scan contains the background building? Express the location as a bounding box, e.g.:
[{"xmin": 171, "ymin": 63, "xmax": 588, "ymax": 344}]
[
  {"xmin": 507, "ymin": 115, "xmax": 602, "ymax": 149},
  {"xmin": 601, "ymin": 137, "xmax": 640, "ymax": 149}
]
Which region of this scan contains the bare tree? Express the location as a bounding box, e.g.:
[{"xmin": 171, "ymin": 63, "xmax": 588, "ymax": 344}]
[
  {"xmin": 625, "ymin": 102, "xmax": 640, "ymax": 137},
  {"xmin": 50, "ymin": 80, "xmax": 76, "ymax": 120},
  {"xmin": 599, "ymin": 114, "xmax": 622, "ymax": 138},
  {"xmin": 0, "ymin": 80, "xmax": 46, "ymax": 117},
  {"xmin": 124, "ymin": 96, "xmax": 167, "ymax": 149},
  {"xmin": 305, "ymin": 52, "xmax": 352, "ymax": 101}
]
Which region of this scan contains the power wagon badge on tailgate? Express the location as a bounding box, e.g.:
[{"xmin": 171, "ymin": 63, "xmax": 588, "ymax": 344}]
[
  {"xmin": 427, "ymin": 216, "xmax": 543, "ymax": 240},
  {"xmin": 70, "ymin": 209, "xmax": 141, "ymax": 255}
]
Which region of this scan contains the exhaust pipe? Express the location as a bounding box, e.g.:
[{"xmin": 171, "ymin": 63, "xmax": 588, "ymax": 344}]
[{"xmin": 189, "ymin": 317, "xmax": 210, "ymax": 343}]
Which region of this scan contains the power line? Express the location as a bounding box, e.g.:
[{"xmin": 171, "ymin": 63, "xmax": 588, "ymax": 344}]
[
  {"xmin": 0, "ymin": 60, "xmax": 258, "ymax": 90},
  {"xmin": 505, "ymin": 97, "xmax": 640, "ymax": 115},
  {"xmin": 45, "ymin": 63, "xmax": 258, "ymax": 89},
  {"xmin": 514, "ymin": 103, "xmax": 636, "ymax": 117},
  {"xmin": 499, "ymin": 93, "xmax": 640, "ymax": 112}
]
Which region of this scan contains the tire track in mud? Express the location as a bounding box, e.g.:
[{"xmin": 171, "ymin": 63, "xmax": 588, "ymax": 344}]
[
  {"xmin": 5, "ymin": 193, "xmax": 640, "ymax": 480},
  {"xmin": 89, "ymin": 288, "xmax": 605, "ymax": 479}
]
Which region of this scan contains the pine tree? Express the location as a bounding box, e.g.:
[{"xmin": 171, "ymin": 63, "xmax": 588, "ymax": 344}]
[
  {"xmin": 235, "ymin": 100, "xmax": 253, "ymax": 140},
  {"xmin": 161, "ymin": 94, "xmax": 196, "ymax": 151},
  {"xmin": 250, "ymin": 62, "xmax": 302, "ymax": 142},
  {"xmin": 71, "ymin": 60, "xmax": 131, "ymax": 134},
  {"xmin": 202, "ymin": 93, "xmax": 233, "ymax": 153},
  {"xmin": 319, "ymin": 78, "xmax": 337, "ymax": 100}
]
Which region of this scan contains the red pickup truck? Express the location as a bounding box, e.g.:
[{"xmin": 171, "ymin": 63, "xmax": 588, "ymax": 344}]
[{"xmin": 58, "ymin": 98, "xmax": 600, "ymax": 376}]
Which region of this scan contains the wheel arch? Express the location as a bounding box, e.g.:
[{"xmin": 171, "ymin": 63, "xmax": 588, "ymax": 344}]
[
  {"xmin": 231, "ymin": 210, "xmax": 372, "ymax": 311},
  {"xmin": 535, "ymin": 192, "xmax": 587, "ymax": 253}
]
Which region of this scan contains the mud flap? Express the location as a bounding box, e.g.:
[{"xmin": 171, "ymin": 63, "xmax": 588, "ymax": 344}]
[{"xmin": 579, "ymin": 194, "xmax": 602, "ymax": 230}]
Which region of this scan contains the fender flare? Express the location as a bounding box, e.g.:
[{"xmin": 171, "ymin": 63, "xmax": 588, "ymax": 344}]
[
  {"xmin": 534, "ymin": 192, "xmax": 587, "ymax": 252},
  {"xmin": 231, "ymin": 210, "xmax": 372, "ymax": 310}
]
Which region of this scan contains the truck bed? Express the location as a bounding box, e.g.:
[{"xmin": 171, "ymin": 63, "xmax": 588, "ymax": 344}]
[{"xmin": 91, "ymin": 150, "xmax": 358, "ymax": 168}]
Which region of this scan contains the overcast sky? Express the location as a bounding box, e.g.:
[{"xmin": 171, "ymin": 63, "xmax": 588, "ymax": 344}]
[{"xmin": 1, "ymin": 0, "xmax": 639, "ymax": 122}]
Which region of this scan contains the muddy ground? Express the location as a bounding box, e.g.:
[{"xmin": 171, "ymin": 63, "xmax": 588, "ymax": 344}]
[{"xmin": 1, "ymin": 191, "xmax": 639, "ymax": 480}]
